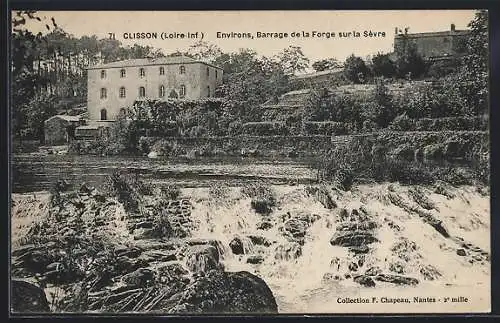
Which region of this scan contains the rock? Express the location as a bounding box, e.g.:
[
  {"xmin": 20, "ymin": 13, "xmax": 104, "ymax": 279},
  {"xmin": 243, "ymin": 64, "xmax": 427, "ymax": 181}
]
[
  {"xmin": 330, "ymin": 230, "xmax": 378, "ymax": 247},
  {"xmin": 349, "ymin": 245, "xmax": 370, "ymax": 254},
  {"xmin": 185, "ymin": 245, "xmax": 220, "ymax": 273},
  {"xmin": 365, "ymin": 266, "xmax": 382, "ymax": 276},
  {"xmin": 354, "ymin": 275, "xmax": 376, "ymax": 287},
  {"xmin": 283, "ymin": 218, "xmax": 309, "ymax": 239},
  {"xmin": 157, "ymin": 263, "xmax": 190, "ymax": 284},
  {"xmin": 121, "ymin": 268, "xmax": 155, "ymax": 287},
  {"xmin": 274, "ymin": 243, "xmax": 302, "ymax": 261},
  {"xmin": 246, "ymin": 255, "xmax": 264, "ymax": 264},
  {"xmin": 11, "ymin": 279, "xmax": 50, "ymax": 313},
  {"xmin": 323, "ymin": 273, "xmax": 343, "ymax": 281},
  {"xmin": 148, "ymin": 151, "xmax": 159, "ymax": 159},
  {"xmin": 168, "ymin": 270, "xmax": 278, "ymax": 313},
  {"xmin": 419, "ymin": 265, "xmax": 442, "ymax": 281},
  {"xmin": 374, "ymin": 274, "xmax": 419, "ymax": 286},
  {"xmin": 115, "ymin": 245, "xmax": 143, "ymax": 258},
  {"xmin": 457, "ymin": 248, "xmax": 467, "ymax": 256},
  {"xmin": 229, "ymin": 237, "xmax": 244, "ymax": 255},
  {"xmin": 348, "ymin": 262, "xmax": 359, "ymax": 272},
  {"xmin": 257, "ymin": 221, "xmax": 273, "ymax": 230},
  {"xmin": 247, "ymin": 235, "xmax": 272, "ymax": 247},
  {"xmin": 141, "ymin": 250, "xmax": 177, "ymax": 262}
]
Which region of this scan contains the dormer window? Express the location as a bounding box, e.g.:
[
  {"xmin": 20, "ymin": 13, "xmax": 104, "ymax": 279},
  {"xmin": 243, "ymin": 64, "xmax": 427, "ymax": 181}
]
[
  {"xmin": 180, "ymin": 65, "xmax": 185, "ymax": 74},
  {"xmin": 139, "ymin": 68, "xmax": 145, "ymax": 78},
  {"xmin": 100, "ymin": 70, "xmax": 106, "ymax": 79}
]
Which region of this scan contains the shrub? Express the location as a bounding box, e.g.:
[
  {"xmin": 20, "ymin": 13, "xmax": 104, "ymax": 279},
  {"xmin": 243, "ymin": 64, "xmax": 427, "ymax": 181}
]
[
  {"xmin": 302, "ymin": 121, "xmax": 349, "ymax": 136},
  {"xmin": 241, "ymin": 122, "xmax": 289, "ymax": 136},
  {"xmin": 208, "ymin": 183, "xmax": 230, "ymax": 200},
  {"xmin": 241, "ymin": 183, "xmax": 277, "ymax": 215},
  {"xmin": 344, "ymin": 54, "xmax": 370, "ymax": 83},
  {"xmin": 160, "ymin": 184, "xmax": 181, "ymax": 200}
]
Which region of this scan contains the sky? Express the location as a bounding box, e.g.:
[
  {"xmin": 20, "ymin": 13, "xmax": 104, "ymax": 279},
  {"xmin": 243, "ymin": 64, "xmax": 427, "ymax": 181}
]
[{"xmin": 19, "ymin": 10, "xmax": 478, "ymax": 63}]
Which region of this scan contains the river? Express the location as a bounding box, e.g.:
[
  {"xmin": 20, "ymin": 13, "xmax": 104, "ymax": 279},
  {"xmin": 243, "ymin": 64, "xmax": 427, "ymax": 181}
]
[{"xmin": 11, "ymin": 154, "xmax": 318, "ymax": 193}]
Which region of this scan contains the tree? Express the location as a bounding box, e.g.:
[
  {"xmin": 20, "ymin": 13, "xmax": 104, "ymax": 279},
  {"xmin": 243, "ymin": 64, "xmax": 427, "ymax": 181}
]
[
  {"xmin": 460, "ymin": 9, "xmax": 488, "ymax": 115},
  {"xmin": 370, "ymin": 53, "xmax": 396, "ymax": 78},
  {"xmin": 274, "ymin": 46, "xmax": 310, "ymax": 75},
  {"xmin": 343, "ymin": 54, "xmax": 369, "ymax": 83},
  {"xmin": 312, "ymin": 58, "xmax": 341, "ymax": 72},
  {"xmin": 187, "ymin": 40, "xmax": 223, "ymax": 63},
  {"xmin": 394, "ymin": 37, "xmax": 427, "ymax": 79}
]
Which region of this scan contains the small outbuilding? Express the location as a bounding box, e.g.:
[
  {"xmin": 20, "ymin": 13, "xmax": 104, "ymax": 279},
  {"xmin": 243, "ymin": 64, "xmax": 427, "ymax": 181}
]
[{"xmin": 44, "ymin": 115, "xmax": 83, "ymax": 145}]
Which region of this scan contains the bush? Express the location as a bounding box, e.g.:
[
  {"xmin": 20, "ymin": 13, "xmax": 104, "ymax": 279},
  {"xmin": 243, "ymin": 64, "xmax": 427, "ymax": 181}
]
[
  {"xmin": 160, "ymin": 184, "xmax": 181, "ymax": 200},
  {"xmin": 241, "ymin": 122, "xmax": 289, "ymax": 136},
  {"xmin": 302, "ymin": 121, "xmax": 350, "ymax": 135},
  {"xmin": 241, "ymin": 183, "xmax": 277, "ymax": 215},
  {"xmin": 344, "ymin": 54, "xmax": 370, "ymax": 83},
  {"xmin": 389, "ymin": 116, "xmax": 488, "ymax": 132}
]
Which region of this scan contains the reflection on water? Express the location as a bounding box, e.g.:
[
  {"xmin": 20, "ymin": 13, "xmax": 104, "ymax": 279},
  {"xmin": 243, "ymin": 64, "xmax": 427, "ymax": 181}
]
[{"xmin": 11, "ymin": 154, "xmax": 317, "ymax": 193}]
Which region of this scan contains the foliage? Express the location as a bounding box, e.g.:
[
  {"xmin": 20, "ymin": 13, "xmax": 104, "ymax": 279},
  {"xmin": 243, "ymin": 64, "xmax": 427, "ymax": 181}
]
[
  {"xmin": 370, "ymin": 53, "xmax": 396, "ymax": 78},
  {"xmin": 241, "ymin": 122, "xmax": 289, "ymax": 136},
  {"xmin": 312, "ymin": 58, "xmax": 341, "ymax": 72},
  {"xmin": 343, "ymin": 54, "xmax": 370, "ymax": 83},
  {"xmin": 241, "ymin": 183, "xmax": 277, "ymax": 215},
  {"xmin": 302, "ymin": 121, "xmax": 349, "ymax": 136},
  {"xmin": 274, "ymin": 46, "xmax": 310, "ymax": 75},
  {"xmin": 389, "ymin": 115, "xmax": 488, "ymax": 132},
  {"xmin": 394, "ymin": 37, "xmax": 427, "ymax": 79}
]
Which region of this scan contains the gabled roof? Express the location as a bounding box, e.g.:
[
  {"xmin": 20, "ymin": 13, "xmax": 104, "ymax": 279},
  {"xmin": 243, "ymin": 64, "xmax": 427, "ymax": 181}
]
[
  {"xmin": 292, "ymin": 68, "xmax": 344, "ymax": 80},
  {"xmin": 45, "ymin": 115, "xmax": 81, "ymax": 122},
  {"xmin": 88, "ymin": 55, "xmax": 223, "ymax": 70}
]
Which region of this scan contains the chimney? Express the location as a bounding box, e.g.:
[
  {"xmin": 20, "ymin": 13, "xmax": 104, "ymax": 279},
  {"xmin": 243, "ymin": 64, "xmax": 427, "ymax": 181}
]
[{"xmin": 451, "ymin": 23, "xmax": 456, "ymax": 31}]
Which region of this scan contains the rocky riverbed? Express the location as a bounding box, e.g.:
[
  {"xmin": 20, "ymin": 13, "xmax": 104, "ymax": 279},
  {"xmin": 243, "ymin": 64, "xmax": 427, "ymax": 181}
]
[{"xmin": 11, "ymin": 175, "xmax": 490, "ymax": 313}]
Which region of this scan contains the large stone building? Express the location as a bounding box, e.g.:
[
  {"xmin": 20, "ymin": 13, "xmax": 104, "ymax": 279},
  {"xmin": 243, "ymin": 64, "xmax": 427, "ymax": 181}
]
[
  {"xmin": 393, "ymin": 24, "xmax": 470, "ymax": 61},
  {"xmin": 86, "ymin": 56, "xmax": 223, "ymax": 124}
]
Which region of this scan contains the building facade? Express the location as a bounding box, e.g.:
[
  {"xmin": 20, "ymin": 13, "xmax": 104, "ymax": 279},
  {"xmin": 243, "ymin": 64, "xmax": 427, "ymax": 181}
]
[
  {"xmin": 393, "ymin": 24, "xmax": 469, "ymax": 61},
  {"xmin": 87, "ymin": 56, "xmax": 223, "ymax": 123}
]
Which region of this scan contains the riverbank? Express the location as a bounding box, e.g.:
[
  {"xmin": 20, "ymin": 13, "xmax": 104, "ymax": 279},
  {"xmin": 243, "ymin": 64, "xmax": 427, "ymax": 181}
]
[{"xmin": 11, "ymin": 177, "xmax": 490, "ymax": 313}]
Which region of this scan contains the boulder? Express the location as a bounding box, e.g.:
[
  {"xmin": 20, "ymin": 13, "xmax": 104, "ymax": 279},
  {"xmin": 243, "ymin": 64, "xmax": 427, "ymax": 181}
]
[
  {"xmin": 374, "ymin": 274, "xmax": 419, "ymax": 286},
  {"xmin": 457, "ymin": 248, "xmax": 467, "ymax": 256},
  {"xmin": 247, "ymin": 235, "xmax": 272, "ymax": 247},
  {"xmin": 330, "ymin": 230, "xmax": 378, "ymax": 247},
  {"xmin": 256, "ymin": 221, "xmax": 273, "ymax": 230},
  {"xmin": 168, "ymin": 270, "xmax": 278, "ymax": 313},
  {"xmin": 274, "ymin": 243, "xmax": 302, "ymax": 261},
  {"xmin": 229, "ymin": 237, "xmax": 244, "ymax": 255},
  {"xmin": 246, "ymin": 255, "xmax": 265, "ymax": 264},
  {"xmin": 121, "ymin": 268, "xmax": 155, "ymax": 287},
  {"xmin": 185, "ymin": 245, "xmax": 220, "ymax": 273},
  {"xmin": 11, "ymin": 279, "xmax": 50, "ymax": 313},
  {"xmin": 353, "ymin": 275, "xmax": 376, "ymax": 287}
]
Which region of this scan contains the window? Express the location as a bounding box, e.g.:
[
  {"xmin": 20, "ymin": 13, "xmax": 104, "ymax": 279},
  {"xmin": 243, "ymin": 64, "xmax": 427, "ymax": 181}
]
[
  {"xmin": 215, "ymin": 70, "xmax": 218, "ymax": 78},
  {"xmin": 100, "ymin": 88, "xmax": 107, "ymax": 99},
  {"xmin": 180, "ymin": 85, "xmax": 186, "ymax": 97},
  {"xmin": 159, "ymin": 67, "xmax": 165, "ymax": 75},
  {"xmin": 139, "ymin": 68, "xmax": 145, "ymax": 78},
  {"xmin": 206, "ymin": 67, "xmax": 210, "ymax": 77},
  {"xmin": 100, "ymin": 70, "xmax": 106, "ymax": 79},
  {"xmin": 159, "ymin": 85, "xmax": 165, "ymax": 98},
  {"xmin": 119, "ymin": 86, "xmax": 126, "ymax": 98},
  {"xmin": 100, "ymin": 109, "xmax": 107, "ymax": 120},
  {"xmin": 139, "ymin": 86, "xmax": 146, "ymax": 97},
  {"xmin": 180, "ymin": 65, "xmax": 185, "ymax": 74},
  {"xmin": 207, "ymin": 86, "xmax": 211, "ymax": 97},
  {"xmin": 120, "ymin": 69, "xmax": 126, "ymax": 78},
  {"xmin": 119, "ymin": 108, "xmax": 127, "ymax": 117}
]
